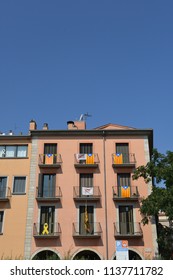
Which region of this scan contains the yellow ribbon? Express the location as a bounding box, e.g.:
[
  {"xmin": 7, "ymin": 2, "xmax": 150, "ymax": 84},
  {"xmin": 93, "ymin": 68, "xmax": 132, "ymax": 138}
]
[{"xmin": 42, "ymin": 223, "xmax": 49, "ymax": 235}]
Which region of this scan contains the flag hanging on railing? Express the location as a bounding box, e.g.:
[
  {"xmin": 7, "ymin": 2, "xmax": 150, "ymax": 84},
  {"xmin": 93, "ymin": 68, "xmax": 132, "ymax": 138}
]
[
  {"xmin": 84, "ymin": 206, "xmax": 90, "ymax": 233},
  {"xmin": 86, "ymin": 154, "xmax": 94, "ymax": 164},
  {"xmin": 121, "ymin": 186, "xmax": 130, "ymax": 197},
  {"xmin": 45, "ymin": 154, "xmax": 53, "ymax": 164},
  {"xmin": 76, "ymin": 154, "xmax": 86, "ymax": 162},
  {"xmin": 82, "ymin": 187, "xmax": 93, "ymax": 196},
  {"xmin": 114, "ymin": 153, "xmax": 123, "ymax": 164}
]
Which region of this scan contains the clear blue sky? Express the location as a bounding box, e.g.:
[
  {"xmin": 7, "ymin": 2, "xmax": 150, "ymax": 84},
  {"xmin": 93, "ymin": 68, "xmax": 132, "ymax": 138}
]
[{"xmin": 0, "ymin": 0, "xmax": 173, "ymax": 153}]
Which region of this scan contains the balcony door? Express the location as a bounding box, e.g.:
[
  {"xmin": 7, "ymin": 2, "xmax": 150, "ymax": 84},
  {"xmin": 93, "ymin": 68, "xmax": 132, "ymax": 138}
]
[
  {"xmin": 0, "ymin": 177, "xmax": 7, "ymax": 198},
  {"xmin": 119, "ymin": 205, "xmax": 134, "ymax": 234},
  {"xmin": 44, "ymin": 144, "xmax": 57, "ymax": 164},
  {"xmin": 40, "ymin": 206, "xmax": 55, "ymax": 234},
  {"xmin": 79, "ymin": 205, "xmax": 94, "ymax": 235},
  {"xmin": 38, "ymin": 174, "xmax": 56, "ymax": 198},
  {"xmin": 116, "ymin": 143, "xmax": 129, "ymax": 163},
  {"xmin": 117, "ymin": 173, "xmax": 130, "ymax": 197},
  {"xmin": 80, "ymin": 174, "xmax": 93, "ymax": 196}
]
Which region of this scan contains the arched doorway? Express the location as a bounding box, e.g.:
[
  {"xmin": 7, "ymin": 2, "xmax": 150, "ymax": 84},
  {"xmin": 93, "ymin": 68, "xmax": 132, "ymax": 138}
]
[
  {"xmin": 113, "ymin": 249, "xmax": 142, "ymax": 260},
  {"xmin": 73, "ymin": 250, "xmax": 101, "ymax": 260},
  {"xmin": 32, "ymin": 250, "xmax": 60, "ymax": 260}
]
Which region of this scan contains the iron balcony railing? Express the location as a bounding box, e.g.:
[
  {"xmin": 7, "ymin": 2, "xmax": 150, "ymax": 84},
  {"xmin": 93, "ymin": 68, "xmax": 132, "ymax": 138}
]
[
  {"xmin": 0, "ymin": 187, "xmax": 11, "ymax": 201},
  {"xmin": 112, "ymin": 153, "xmax": 136, "ymax": 166},
  {"xmin": 36, "ymin": 186, "xmax": 62, "ymax": 201},
  {"xmin": 74, "ymin": 153, "xmax": 99, "ymax": 166},
  {"xmin": 73, "ymin": 186, "xmax": 101, "ymax": 200},
  {"xmin": 38, "ymin": 154, "xmax": 62, "ymax": 167},
  {"xmin": 73, "ymin": 222, "xmax": 102, "ymax": 238},
  {"xmin": 114, "ymin": 222, "xmax": 143, "ymax": 238},
  {"xmin": 112, "ymin": 186, "xmax": 139, "ymax": 200},
  {"xmin": 33, "ymin": 222, "xmax": 61, "ymax": 238}
]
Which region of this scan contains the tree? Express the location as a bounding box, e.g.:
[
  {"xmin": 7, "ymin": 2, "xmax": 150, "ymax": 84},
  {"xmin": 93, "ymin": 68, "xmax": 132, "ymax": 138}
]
[{"xmin": 133, "ymin": 149, "xmax": 173, "ymax": 259}]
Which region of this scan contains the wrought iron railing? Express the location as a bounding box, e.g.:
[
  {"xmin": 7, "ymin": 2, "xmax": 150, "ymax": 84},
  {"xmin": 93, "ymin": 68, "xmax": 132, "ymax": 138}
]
[
  {"xmin": 73, "ymin": 222, "xmax": 102, "ymax": 237},
  {"xmin": 36, "ymin": 186, "xmax": 62, "ymax": 199},
  {"xmin": 74, "ymin": 153, "xmax": 99, "ymax": 165},
  {"xmin": 0, "ymin": 187, "xmax": 11, "ymax": 200},
  {"xmin": 114, "ymin": 222, "xmax": 142, "ymax": 237},
  {"xmin": 73, "ymin": 186, "xmax": 101, "ymax": 199},
  {"xmin": 112, "ymin": 186, "xmax": 139, "ymax": 199},
  {"xmin": 33, "ymin": 222, "xmax": 61, "ymax": 237},
  {"xmin": 112, "ymin": 153, "xmax": 136, "ymax": 165},
  {"xmin": 38, "ymin": 154, "xmax": 62, "ymax": 165}
]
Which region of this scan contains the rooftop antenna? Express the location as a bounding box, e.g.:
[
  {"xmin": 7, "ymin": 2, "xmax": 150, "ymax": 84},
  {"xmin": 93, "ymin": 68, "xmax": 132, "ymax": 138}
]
[{"xmin": 79, "ymin": 113, "xmax": 92, "ymax": 121}]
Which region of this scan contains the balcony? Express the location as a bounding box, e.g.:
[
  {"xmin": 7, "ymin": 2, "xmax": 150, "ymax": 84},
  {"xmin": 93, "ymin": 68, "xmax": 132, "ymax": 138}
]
[
  {"xmin": 114, "ymin": 222, "xmax": 143, "ymax": 239},
  {"xmin": 112, "ymin": 186, "xmax": 139, "ymax": 201},
  {"xmin": 74, "ymin": 153, "xmax": 99, "ymax": 168},
  {"xmin": 73, "ymin": 186, "xmax": 101, "ymax": 201},
  {"xmin": 33, "ymin": 222, "xmax": 61, "ymax": 239},
  {"xmin": 0, "ymin": 187, "xmax": 11, "ymax": 202},
  {"xmin": 112, "ymin": 153, "xmax": 136, "ymax": 169},
  {"xmin": 36, "ymin": 186, "xmax": 62, "ymax": 202},
  {"xmin": 38, "ymin": 154, "xmax": 62, "ymax": 168},
  {"xmin": 73, "ymin": 222, "xmax": 102, "ymax": 238}
]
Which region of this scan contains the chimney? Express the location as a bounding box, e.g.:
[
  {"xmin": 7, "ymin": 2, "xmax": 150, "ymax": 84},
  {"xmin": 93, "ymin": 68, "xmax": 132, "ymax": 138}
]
[
  {"xmin": 29, "ymin": 119, "xmax": 37, "ymax": 130},
  {"xmin": 43, "ymin": 123, "xmax": 49, "ymax": 130},
  {"xmin": 67, "ymin": 120, "xmax": 86, "ymax": 130}
]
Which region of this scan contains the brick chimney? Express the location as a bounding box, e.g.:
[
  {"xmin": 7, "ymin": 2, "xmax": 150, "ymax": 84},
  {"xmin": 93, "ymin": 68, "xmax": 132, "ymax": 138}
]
[
  {"xmin": 29, "ymin": 120, "xmax": 37, "ymax": 130},
  {"xmin": 67, "ymin": 120, "xmax": 86, "ymax": 130},
  {"xmin": 43, "ymin": 123, "xmax": 49, "ymax": 130}
]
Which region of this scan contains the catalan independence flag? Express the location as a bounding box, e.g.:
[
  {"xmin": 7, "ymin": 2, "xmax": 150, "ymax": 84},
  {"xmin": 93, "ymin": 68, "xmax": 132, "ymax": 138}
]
[
  {"xmin": 45, "ymin": 154, "xmax": 53, "ymax": 164},
  {"xmin": 121, "ymin": 186, "xmax": 130, "ymax": 198},
  {"xmin": 86, "ymin": 154, "xmax": 94, "ymax": 164},
  {"xmin": 114, "ymin": 153, "xmax": 123, "ymax": 164}
]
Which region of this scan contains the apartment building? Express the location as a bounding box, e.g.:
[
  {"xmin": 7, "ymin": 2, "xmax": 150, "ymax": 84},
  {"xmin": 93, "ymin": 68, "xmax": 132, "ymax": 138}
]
[
  {"xmin": 0, "ymin": 132, "xmax": 31, "ymax": 259},
  {"xmin": 0, "ymin": 119, "xmax": 158, "ymax": 260}
]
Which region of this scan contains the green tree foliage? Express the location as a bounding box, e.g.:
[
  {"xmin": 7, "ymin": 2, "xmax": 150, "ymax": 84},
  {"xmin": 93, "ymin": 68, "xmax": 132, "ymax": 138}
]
[{"xmin": 133, "ymin": 149, "xmax": 173, "ymax": 259}]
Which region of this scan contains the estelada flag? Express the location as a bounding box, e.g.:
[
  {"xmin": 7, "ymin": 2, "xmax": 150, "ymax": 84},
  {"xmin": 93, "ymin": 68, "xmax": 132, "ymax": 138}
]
[
  {"xmin": 86, "ymin": 154, "xmax": 94, "ymax": 164},
  {"xmin": 114, "ymin": 153, "xmax": 123, "ymax": 164},
  {"xmin": 45, "ymin": 154, "xmax": 53, "ymax": 164},
  {"xmin": 121, "ymin": 186, "xmax": 130, "ymax": 197}
]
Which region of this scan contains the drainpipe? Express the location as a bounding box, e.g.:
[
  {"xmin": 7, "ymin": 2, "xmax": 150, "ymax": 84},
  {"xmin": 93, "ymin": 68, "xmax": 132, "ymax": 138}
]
[{"xmin": 103, "ymin": 131, "xmax": 109, "ymax": 259}]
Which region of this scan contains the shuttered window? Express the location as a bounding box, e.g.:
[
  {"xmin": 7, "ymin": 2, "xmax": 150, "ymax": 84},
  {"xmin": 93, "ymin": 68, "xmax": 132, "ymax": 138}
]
[
  {"xmin": 0, "ymin": 177, "xmax": 7, "ymax": 198},
  {"xmin": 13, "ymin": 177, "xmax": 26, "ymax": 194},
  {"xmin": 0, "ymin": 211, "xmax": 4, "ymax": 233},
  {"xmin": 80, "ymin": 143, "xmax": 93, "ymax": 154},
  {"xmin": 116, "ymin": 143, "xmax": 129, "ymax": 163}
]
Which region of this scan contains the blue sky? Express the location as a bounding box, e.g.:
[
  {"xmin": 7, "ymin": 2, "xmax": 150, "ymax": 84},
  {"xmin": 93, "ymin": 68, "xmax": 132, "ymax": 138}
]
[{"xmin": 0, "ymin": 0, "xmax": 173, "ymax": 153}]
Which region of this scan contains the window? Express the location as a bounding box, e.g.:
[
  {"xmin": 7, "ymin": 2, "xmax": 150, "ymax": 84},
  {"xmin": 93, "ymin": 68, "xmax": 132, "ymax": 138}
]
[
  {"xmin": 44, "ymin": 144, "xmax": 57, "ymax": 164},
  {"xmin": 116, "ymin": 143, "xmax": 129, "ymax": 163},
  {"xmin": 0, "ymin": 177, "xmax": 7, "ymax": 198},
  {"xmin": 79, "ymin": 205, "xmax": 94, "ymax": 235},
  {"xmin": 38, "ymin": 174, "xmax": 56, "ymax": 197},
  {"xmin": 119, "ymin": 205, "xmax": 134, "ymax": 234},
  {"xmin": 80, "ymin": 174, "xmax": 93, "ymax": 196},
  {"xmin": 40, "ymin": 206, "xmax": 55, "ymax": 234},
  {"xmin": 13, "ymin": 177, "xmax": 26, "ymax": 194},
  {"xmin": 0, "ymin": 145, "xmax": 28, "ymax": 158},
  {"xmin": 80, "ymin": 143, "xmax": 93, "ymax": 154},
  {"xmin": 0, "ymin": 211, "xmax": 4, "ymax": 233}
]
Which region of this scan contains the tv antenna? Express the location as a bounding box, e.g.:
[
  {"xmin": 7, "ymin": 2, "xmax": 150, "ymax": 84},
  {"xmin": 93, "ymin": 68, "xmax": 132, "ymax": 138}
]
[{"xmin": 79, "ymin": 113, "xmax": 92, "ymax": 121}]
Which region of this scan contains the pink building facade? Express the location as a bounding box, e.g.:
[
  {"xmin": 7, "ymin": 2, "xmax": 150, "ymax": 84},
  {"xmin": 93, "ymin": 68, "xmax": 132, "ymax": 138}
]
[{"xmin": 23, "ymin": 120, "xmax": 158, "ymax": 260}]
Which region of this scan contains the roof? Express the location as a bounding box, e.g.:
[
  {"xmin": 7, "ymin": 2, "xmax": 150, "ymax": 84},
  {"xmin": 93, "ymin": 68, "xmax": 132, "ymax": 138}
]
[{"xmin": 94, "ymin": 123, "xmax": 137, "ymax": 130}]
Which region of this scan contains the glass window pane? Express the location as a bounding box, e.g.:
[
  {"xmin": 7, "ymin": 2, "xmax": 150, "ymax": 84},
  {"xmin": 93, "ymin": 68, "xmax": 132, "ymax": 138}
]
[
  {"xmin": 6, "ymin": 146, "xmax": 16, "ymax": 157},
  {"xmin": 0, "ymin": 146, "xmax": 6, "ymax": 158},
  {"xmin": 17, "ymin": 146, "xmax": 27, "ymax": 157},
  {"xmin": 0, "ymin": 211, "xmax": 4, "ymax": 233},
  {"xmin": 13, "ymin": 177, "xmax": 26, "ymax": 193}
]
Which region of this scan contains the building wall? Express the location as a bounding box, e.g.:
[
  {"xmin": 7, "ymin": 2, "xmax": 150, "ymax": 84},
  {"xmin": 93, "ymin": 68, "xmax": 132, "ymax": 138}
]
[
  {"xmin": 29, "ymin": 128, "xmax": 156, "ymax": 260},
  {"xmin": 0, "ymin": 138, "xmax": 31, "ymax": 259}
]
